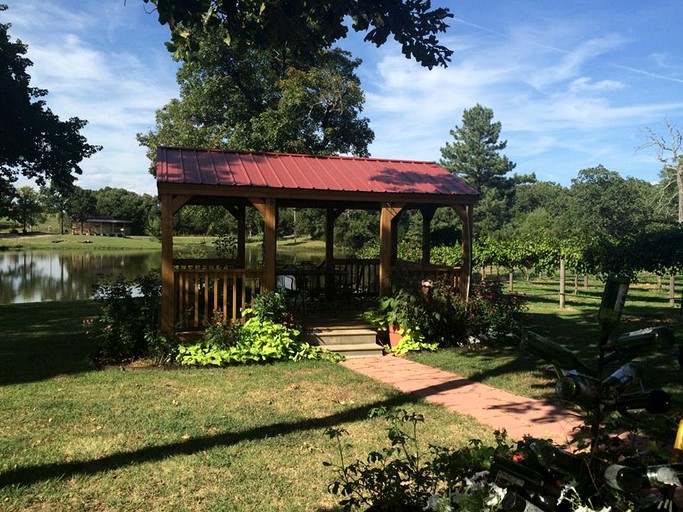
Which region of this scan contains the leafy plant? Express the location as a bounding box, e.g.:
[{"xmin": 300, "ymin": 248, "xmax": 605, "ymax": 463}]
[
  {"xmin": 214, "ymin": 233, "xmax": 237, "ymax": 259},
  {"xmin": 324, "ymin": 407, "xmax": 512, "ymax": 511},
  {"xmin": 176, "ymin": 294, "xmax": 341, "ymax": 366},
  {"xmin": 87, "ymin": 270, "xmax": 169, "ymax": 364},
  {"xmin": 390, "ymin": 327, "xmax": 439, "ymax": 356},
  {"xmin": 362, "ymin": 282, "xmax": 469, "ymax": 352},
  {"xmin": 466, "ymin": 278, "xmax": 527, "ymax": 342}
]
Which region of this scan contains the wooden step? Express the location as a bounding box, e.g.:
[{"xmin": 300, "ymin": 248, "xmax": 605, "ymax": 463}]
[{"xmin": 303, "ymin": 326, "xmax": 383, "ymax": 358}]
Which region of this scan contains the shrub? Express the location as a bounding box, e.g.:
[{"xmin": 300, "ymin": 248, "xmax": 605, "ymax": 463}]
[
  {"xmin": 325, "ymin": 408, "xmax": 673, "ymax": 512},
  {"xmin": 87, "ymin": 270, "xmax": 174, "ymax": 364},
  {"xmin": 176, "ymin": 293, "xmax": 341, "ymax": 366},
  {"xmin": 325, "ymin": 407, "xmax": 513, "ymax": 511},
  {"xmin": 466, "ymin": 278, "xmax": 527, "ymax": 343}
]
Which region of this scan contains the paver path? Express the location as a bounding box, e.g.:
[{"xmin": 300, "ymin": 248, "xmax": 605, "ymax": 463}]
[{"xmin": 341, "ymin": 355, "xmax": 583, "ymax": 446}]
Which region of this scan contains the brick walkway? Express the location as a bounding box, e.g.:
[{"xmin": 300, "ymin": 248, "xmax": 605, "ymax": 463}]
[{"xmin": 341, "ymin": 355, "xmax": 583, "ymax": 446}]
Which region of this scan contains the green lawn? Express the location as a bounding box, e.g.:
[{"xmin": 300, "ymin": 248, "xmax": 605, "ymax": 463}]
[
  {"xmin": 1, "ymin": 277, "xmax": 681, "ymax": 510},
  {"xmin": 0, "ymin": 300, "xmax": 491, "ymax": 511},
  {"xmin": 0, "ymin": 232, "xmax": 325, "ymax": 253}
]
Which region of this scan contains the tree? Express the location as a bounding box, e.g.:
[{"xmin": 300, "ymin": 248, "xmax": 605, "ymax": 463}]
[
  {"xmin": 0, "ymin": 5, "xmax": 100, "ymax": 213},
  {"xmin": 440, "ymin": 104, "xmax": 516, "ymax": 193},
  {"xmin": 11, "ymin": 186, "xmax": 44, "ymax": 233},
  {"xmin": 439, "ymin": 104, "xmax": 528, "ymax": 233},
  {"xmin": 67, "ymin": 187, "xmax": 97, "ymax": 234},
  {"xmin": 39, "ymin": 184, "xmax": 72, "ymax": 234},
  {"xmin": 558, "ymin": 166, "xmax": 653, "ymax": 245},
  {"xmin": 642, "ymin": 119, "xmax": 683, "ymax": 223},
  {"xmin": 143, "ymin": 0, "xmax": 454, "ymax": 69},
  {"xmin": 137, "ymin": 39, "xmax": 374, "ymax": 170},
  {"xmin": 93, "ymin": 187, "xmax": 157, "ymax": 235}
]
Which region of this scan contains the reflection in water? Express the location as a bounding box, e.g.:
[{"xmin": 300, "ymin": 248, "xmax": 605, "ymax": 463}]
[
  {"xmin": 0, "ymin": 247, "xmax": 325, "ymax": 304},
  {"xmin": 0, "ymin": 251, "xmax": 162, "ymax": 304}
]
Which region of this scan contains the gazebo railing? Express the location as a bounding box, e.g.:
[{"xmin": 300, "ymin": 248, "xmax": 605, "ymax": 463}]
[
  {"xmin": 394, "ymin": 260, "xmax": 463, "ymax": 293},
  {"xmin": 173, "ymin": 267, "xmax": 263, "ymax": 330},
  {"xmin": 331, "ymin": 258, "xmax": 380, "ymax": 297},
  {"xmin": 174, "ymin": 258, "xmax": 239, "ymax": 271}
]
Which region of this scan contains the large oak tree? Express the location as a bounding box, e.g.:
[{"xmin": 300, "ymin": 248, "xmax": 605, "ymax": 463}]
[
  {"xmin": 137, "ymin": 33, "xmax": 374, "ymax": 169},
  {"xmin": 143, "ymin": 0, "xmax": 454, "ymax": 69}
]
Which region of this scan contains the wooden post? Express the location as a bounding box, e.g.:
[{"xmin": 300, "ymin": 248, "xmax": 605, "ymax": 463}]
[
  {"xmin": 453, "ymin": 204, "xmax": 473, "ymax": 300},
  {"xmin": 160, "ymin": 194, "xmax": 174, "ymax": 333},
  {"xmin": 379, "ymin": 204, "xmax": 404, "ymax": 296},
  {"xmin": 559, "ymin": 257, "xmax": 566, "ymax": 308},
  {"xmin": 251, "ymin": 198, "xmax": 277, "ymax": 291},
  {"xmin": 326, "ymin": 208, "xmax": 344, "ymax": 268},
  {"xmin": 325, "ymin": 208, "xmax": 344, "ymax": 297},
  {"xmin": 224, "ymin": 204, "xmax": 247, "ymax": 267},
  {"xmin": 421, "ymin": 206, "xmax": 436, "ymax": 266},
  {"xmin": 159, "ymin": 193, "xmax": 190, "ymax": 333}
]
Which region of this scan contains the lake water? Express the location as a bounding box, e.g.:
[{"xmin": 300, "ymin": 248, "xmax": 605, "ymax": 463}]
[{"xmin": 0, "ymin": 247, "xmax": 325, "ymax": 304}]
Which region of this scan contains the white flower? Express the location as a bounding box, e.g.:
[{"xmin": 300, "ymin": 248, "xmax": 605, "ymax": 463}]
[
  {"xmin": 424, "ymin": 494, "xmax": 453, "ymax": 512},
  {"xmin": 485, "ymin": 484, "xmax": 506, "ymax": 507}
]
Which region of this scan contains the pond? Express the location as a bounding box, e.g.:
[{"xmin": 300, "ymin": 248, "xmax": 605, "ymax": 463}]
[{"xmin": 0, "ymin": 246, "xmax": 325, "ymax": 304}]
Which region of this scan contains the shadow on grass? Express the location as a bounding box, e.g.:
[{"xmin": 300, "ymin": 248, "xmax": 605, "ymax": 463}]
[
  {"xmin": 0, "ymin": 301, "xmax": 99, "ymax": 386},
  {"xmin": 0, "ymin": 392, "xmax": 420, "ymax": 488}
]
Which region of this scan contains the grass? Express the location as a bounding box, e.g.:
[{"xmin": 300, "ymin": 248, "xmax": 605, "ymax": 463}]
[
  {"xmin": 0, "ymin": 301, "xmax": 492, "ymax": 511},
  {"xmin": 0, "ymin": 232, "xmax": 326, "ymax": 254},
  {"xmin": 2, "ymin": 276, "xmax": 681, "ymax": 510}
]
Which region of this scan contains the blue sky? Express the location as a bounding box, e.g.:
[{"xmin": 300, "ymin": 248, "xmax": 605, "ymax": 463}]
[{"xmin": 5, "ymin": 1, "xmax": 683, "ymax": 196}]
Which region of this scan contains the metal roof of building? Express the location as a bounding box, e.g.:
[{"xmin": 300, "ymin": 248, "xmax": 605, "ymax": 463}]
[{"xmin": 156, "ymin": 146, "xmax": 479, "ymax": 198}]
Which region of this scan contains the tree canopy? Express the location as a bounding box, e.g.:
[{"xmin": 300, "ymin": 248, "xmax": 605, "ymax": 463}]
[
  {"xmin": 143, "ymin": 0, "xmax": 454, "ymax": 69},
  {"xmin": 0, "ymin": 5, "xmax": 100, "ymax": 212},
  {"xmin": 137, "ymin": 33, "xmax": 374, "ymax": 171}
]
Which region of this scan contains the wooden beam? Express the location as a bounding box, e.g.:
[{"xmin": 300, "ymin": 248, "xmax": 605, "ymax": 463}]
[
  {"xmin": 379, "ymin": 204, "xmax": 405, "ymax": 296},
  {"xmin": 421, "ymin": 206, "xmax": 436, "ymax": 266},
  {"xmin": 250, "ymin": 198, "xmax": 277, "ymax": 291},
  {"xmin": 158, "ymin": 182, "xmax": 479, "ymax": 207},
  {"xmin": 160, "ymin": 193, "xmax": 175, "ymax": 333},
  {"xmin": 452, "ymin": 204, "xmax": 473, "ymax": 300},
  {"xmin": 171, "ymin": 194, "xmax": 191, "ymax": 215}
]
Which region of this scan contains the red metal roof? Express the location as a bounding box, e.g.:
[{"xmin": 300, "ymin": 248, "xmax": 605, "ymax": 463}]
[{"xmin": 156, "ymin": 146, "xmax": 479, "ymax": 197}]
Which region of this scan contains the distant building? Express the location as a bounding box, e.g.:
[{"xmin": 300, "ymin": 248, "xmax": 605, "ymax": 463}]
[{"xmin": 72, "ymin": 217, "xmax": 133, "ymax": 236}]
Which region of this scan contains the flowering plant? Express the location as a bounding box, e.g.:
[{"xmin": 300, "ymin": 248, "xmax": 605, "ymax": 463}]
[{"xmin": 466, "ymin": 278, "xmax": 527, "ymax": 342}]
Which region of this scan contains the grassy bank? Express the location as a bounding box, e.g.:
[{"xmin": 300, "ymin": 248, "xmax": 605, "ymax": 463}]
[
  {"xmin": 0, "ymin": 233, "xmax": 325, "ymax": 253},
  {"xmin": 0, "ymin": 300, "xmax": 490, "ymax": 512}
]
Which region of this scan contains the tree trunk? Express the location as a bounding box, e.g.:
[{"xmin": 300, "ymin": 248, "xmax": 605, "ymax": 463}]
[
  {"xmin": 573, "ymin": 274, "xmax": 578, "ymax": 295},
  {"xmin": 657, "ymin": 275, "xmax": 662, "ymax": 291},
  {"xmin": 670, "ymin": 273, "xmax": 676, "ymax": 307},
  {"xmin": 509, "ymin": 270, "xmax": 514, "ymax": 292},
  {"xmin": 559, "ymin": 257, "xmax": 566, "ymax": 308},
  {"xmin": 583, "ymin": 275, "xmax": 589, "ymax": 290}
]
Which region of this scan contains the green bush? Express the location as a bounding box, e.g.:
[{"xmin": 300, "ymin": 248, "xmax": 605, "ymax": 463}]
[
  {"xmin": 87, "ymin": 270, "xmax": 175, "ymax": 364},
  {"xmin": 466, "ymin": 278, "xmax": 527, "ymax": 342},
  {"xmin": 176, "ymin": 294, "xmax": 341, "ymax": 366},
  {"xmin": 363, "ymin": 279, "xmax": 527, "ymax": 353},
  {"xmin": 325, "ymin": 408, "xmax": 513, "ymax": 512}
]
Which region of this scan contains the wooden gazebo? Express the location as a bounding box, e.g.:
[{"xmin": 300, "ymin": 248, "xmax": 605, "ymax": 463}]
[{"xmin": 156, "ymin": 146, "xmax": 479, "ymax": 333}]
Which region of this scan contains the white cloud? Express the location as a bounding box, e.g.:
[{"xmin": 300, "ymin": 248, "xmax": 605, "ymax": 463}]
[
  {"xmin": 526, "ymin": 34, "xmax": 626, "ymax": 90},
  {"xmin": 569, "ymin": 77, "xmax": 624, "ymax": 92}
]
